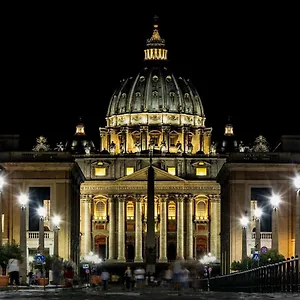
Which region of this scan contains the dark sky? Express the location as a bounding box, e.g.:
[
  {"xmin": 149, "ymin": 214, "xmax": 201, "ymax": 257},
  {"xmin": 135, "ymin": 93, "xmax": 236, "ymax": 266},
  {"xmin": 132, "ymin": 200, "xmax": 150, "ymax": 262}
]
[{"xmin": 1, "ymin": 5, "xmax": 298, "ymax": 150}]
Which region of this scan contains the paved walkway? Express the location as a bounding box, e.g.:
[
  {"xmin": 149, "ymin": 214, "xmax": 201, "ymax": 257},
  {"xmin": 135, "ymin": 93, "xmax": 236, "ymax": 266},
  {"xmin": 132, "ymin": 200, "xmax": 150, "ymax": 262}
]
[{"xmin": 0, "ymin": 284, "xmax": 299, "ymax": 299}]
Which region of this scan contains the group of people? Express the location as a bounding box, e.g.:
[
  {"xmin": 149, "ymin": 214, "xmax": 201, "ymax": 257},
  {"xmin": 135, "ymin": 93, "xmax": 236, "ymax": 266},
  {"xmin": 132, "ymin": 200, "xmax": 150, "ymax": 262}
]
[
  {"xmin": 165, "ymin": 257, "xmax": 191, "ymax": 290},
  {"xmin": 124, "ymin": 266, "xmax": 146, "ymax": 291}
]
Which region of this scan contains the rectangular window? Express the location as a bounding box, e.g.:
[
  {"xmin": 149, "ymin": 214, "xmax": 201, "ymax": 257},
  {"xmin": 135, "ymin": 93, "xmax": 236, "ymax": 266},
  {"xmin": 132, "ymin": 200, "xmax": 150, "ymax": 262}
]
[
  {"xmin": 167, "ymin": 167, "xmax": 176, "ymax": 176},
  {"xmin": 126, "ymin": 167, "xmax": 134, "ymax": 176},
  {"xmin": 170, "ymin": 137, "xmax": 176, "ymax": 146},
  {"xmin": 95, "ymin": 167, "xmax": 106, "ymax": 176},
  {"xmin": 196, "ymin": 167, "xmax": 207, "ymax": 176}
]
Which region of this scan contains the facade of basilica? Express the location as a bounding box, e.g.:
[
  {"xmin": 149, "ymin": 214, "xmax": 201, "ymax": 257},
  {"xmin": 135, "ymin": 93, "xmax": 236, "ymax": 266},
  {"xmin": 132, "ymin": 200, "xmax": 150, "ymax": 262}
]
[{"xmin": 0, "ymin": 19, "xmax": 299, "ymax": 275}]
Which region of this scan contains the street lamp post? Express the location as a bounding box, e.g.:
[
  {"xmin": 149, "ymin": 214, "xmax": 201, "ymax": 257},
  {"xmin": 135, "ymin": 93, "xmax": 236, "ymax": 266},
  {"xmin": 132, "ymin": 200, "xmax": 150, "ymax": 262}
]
[
  {"xmin": 294, "ymin": 176, "xmax": 300, "ymax": 256},
  {"xmin": 37, "ymin": 207, "xmax": 46, "ymax": 255},
  {"xmin": 19, "ymin": 194, "xmax": 29, "ymax": 285},
  {"xmin": 0, "ymin": 175, "xmax": 5, "ymax": 247},
  {"xmin": 52, "ymin": 215, "xmax": 61, "ymax": 258},
  {"xmin": 254, "ymin": 207, "xmax": 263, "ymax": 252},
  {"xmin": 270, "ymin": 194, "xmax": 281, "ymax": 252},
  {"xmin": 240, "ymin": 215, "xmax": 249, "ymax": 260}
]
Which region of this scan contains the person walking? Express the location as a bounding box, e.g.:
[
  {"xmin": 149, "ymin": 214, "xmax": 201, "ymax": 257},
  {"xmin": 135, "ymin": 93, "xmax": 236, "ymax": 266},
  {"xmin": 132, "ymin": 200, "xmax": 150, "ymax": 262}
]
[
  {"xmin": 101, "ymin": 269, "xmax": 109, "ymax": 290},
  {"xmin": 8, "ymin": 258, "xmax": 20, "ymax": 286},
  {"xmin": 124, "ymin": 266, "xmax": 132, "ymax": 291}
]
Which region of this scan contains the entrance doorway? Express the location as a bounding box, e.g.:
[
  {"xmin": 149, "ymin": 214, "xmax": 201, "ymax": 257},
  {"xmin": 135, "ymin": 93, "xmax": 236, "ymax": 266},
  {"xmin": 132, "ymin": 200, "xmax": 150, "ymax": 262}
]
[
  {"xmin": 95, "ymin": 235, "xmax": 106, "ymax": 260},
  {"xmin": 167, "ymin": 242, "xmax": 176, "ymax": 261},
  {"xmin": 127, "ymin": 244, "xmax": 135, "ymax": 262},
  {"xmin": 196, "ymin": 235, "xmax": 207, "ymax": 259}
]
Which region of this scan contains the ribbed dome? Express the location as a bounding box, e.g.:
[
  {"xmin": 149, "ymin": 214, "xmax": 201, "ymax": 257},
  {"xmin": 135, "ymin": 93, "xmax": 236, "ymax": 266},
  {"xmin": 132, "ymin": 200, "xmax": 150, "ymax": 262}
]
[
  {"xmin": 106, "ymin": 65, "xmax": 205, "ymax": 127},
  {"xmin": 106, "ymin": 17, "xmax": 205, "ymax": 129}
]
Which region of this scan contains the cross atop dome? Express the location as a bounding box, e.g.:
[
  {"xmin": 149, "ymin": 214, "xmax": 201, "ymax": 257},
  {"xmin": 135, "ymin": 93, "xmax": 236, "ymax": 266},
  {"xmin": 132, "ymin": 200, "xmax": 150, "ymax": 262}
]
[{"xmin": 144, "ymin": 16, "xmax": 168, "ymax": 61}]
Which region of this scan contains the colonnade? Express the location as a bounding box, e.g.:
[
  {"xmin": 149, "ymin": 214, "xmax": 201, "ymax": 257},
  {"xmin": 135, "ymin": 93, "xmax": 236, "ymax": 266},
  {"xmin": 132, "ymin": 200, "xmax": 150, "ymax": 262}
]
[
  {"xmin": 80, "ymin": 193, "xmax": 220, "ymax": 262},
  {"xmin": 99, "ymin": 125, "xmax": 212, "ymax": 154}
]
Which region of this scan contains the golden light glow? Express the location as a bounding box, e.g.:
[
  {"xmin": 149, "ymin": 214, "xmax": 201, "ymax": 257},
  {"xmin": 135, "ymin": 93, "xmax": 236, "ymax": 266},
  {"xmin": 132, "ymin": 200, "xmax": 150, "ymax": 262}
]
[
  {"xmin": 224, "ymin": 124, "xmax": 234, "ymax": 136},
  {"xmin": 126, "ymin": 167, "xmax": 134, "ymax": 176},
  {"xmin": 95, "ymin": 167, "xmax": 106, "ymax": 176},
  {"xmin": 196, "ymin": 167, "xmax": 207, "ymax": 176},
  {"xmin": 75, "ymin": 124, "xmax": 85, "ymax": 135},
  {"xmin": 196, "ymin": 201, "xmax": 207, "ymax": 219},
  {"xmin": 168, "ymin": 201, "xmax": 176, "ymax": 220},
  {"xmin": 95, "ymin": 201, "xmax": 106, "ymax": 219},
  {"xmin": 126, "ymin": 201, "xmax": 134, "ymax": 220},
  {"xmin": 167, "ymin": 167, "xmax": 176, "ymax": 176}
]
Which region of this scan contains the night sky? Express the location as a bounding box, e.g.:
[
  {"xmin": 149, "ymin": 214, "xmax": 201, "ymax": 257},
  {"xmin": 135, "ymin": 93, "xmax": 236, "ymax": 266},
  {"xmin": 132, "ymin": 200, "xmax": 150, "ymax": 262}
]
[{"xmin": 1, "ymin": 6, "xmax": 298, "ymax": 150}]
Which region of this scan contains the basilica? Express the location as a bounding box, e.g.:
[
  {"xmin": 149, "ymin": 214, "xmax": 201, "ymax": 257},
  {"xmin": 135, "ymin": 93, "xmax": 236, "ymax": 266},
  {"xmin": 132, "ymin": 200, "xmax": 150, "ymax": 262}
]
[{"xmin": 0, "ymin": 19, "xmax": 299, "ymax": 276}]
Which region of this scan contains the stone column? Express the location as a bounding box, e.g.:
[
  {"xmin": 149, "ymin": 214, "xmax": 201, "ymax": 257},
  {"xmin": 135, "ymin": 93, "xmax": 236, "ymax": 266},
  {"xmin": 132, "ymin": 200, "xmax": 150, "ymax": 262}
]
[
  {"xmin": 159, "ymin": 195, "xmax": 168, "ymax": 262},
  {"xmin": 82, "ymin": 195, "xmax": 92, "ymax": 256},
  {"xmin": 209, "ymin": 194, "xmax": 221, "ymax": 258},
  {"xmin": 107, "ymin": 129, "xmax": 112, "ymax": 150},
  {"xmin": 135, "ymin": 195, "xmax": 143, "ymax": 262},
  {"xmin": 162, "ymin": 126, "xmax": 170, "ymax": 152},
  {"xmin": 99, "ymin": 128, "xmax": 106, "ymax": 152},
  {"xmin": 186, "ymin": 195, "xmax": 194, "ymax": 260},
  {"xmin": 108, "ymin": 197, "xmax": 116, "ymax": 260},
  {"xmin": 176, "ymin": 195, "xmax": 184, "ymax": 259},
  {"xmin": 117, "ymin": 196, "xmax": 126, "ymax": 261},
  {"xmin": 199, "ymin": 128, "xmax": 204, "ymax": 152}
]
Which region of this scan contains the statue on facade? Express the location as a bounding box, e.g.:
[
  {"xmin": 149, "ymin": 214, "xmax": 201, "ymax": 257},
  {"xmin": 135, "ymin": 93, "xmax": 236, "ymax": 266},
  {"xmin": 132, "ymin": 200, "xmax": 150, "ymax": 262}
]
[
  {"xmin": 176, "ymin": 141, "xmax": 182, "ymax": 154},
  {"xmin": 120, "ymin": 142, "xmax": 125, "ymax": 154},
  {"xmin": 149, "ymin": 139, "xmax": 155, "ymax": 155},
  {"xmin": 160, "ymin": 140, "xmax": 167, "ymax": 155},
  {"xmin": 239, "ymin": 141, "xmax": 245, "ymax": 152},
  {"xmin": 109, "ymin": 141, "xmax": 116, "ymax": 155},
  {"xmin": 135, "ymin": 140, "xmax": 141, "ymax": 155},
  {"xmin": 187, "ymin": 141, "xmax": 193, "ymax": 155},
  {"xmin": 84, "ymin": 143, "xmax": 91, "ymax": 155},
  {"xmin": 252, "ymin": 135, "xmax": 269, "ymax": 152},
  {"xmin": 54, "ymin": 142, "xmax": 65, "ymax": 152},
  {"xmin": 32, "ymin": 136, "xmax": 51, "ymax": 152},
  {"xmin": 210, "ymin": 141, "xmax": 217, "ymax": 155}
]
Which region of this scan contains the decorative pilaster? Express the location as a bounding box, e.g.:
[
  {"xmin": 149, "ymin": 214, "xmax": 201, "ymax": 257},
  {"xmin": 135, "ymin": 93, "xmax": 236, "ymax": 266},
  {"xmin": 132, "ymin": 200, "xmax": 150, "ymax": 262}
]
[
  {"xmin": 159, "ymin": 195, "xmax": 168, "ymax": 262},
  {"xmin": 199, "ymin": 128, "xmax": 204, "ymax": 152},
  {"xmin": 121, "ymin": 127, "xmax": 128, "ymax": 153},
  {"xmin": 176, "ymin": 195, "xmax": 184, "ymax": 259},
  {"xmin": 140, "ymin": 126, "xmax": 148, "ymax": 151},
  {"xmin": 186, "ymin": 194, "xmax": 194, "ymax": 260},
  {"xmin": 81, "ymin": 194, "xmax": 92, "ymax": 256},
  {"xmin": 99, "ymin": 127, "xmax": 107, "ymax": 152},
  {"xmin": 135, "ymin": 195, "xmax": 143, "ymax": 262},
  {"xmin": 107, "ymin": 129, "xmax": 112, "ymax": 151},
  {"xmin": 162, "ymin": 126, "xmax": 170, "ymax": 152},
  {"xmin": 209, "ymin": 194, "xmax": 221, "ymax": 259},
  {"xmin": 117, "ymin": 195, "xmax": 126, "ymax": 262},
  {"xmin": 108, "ymin": 197, "xmax": 116, "ymax": 260},
  {"xmin": 183, "ymin": 127, "xmax": 189, "ymax": 153}
]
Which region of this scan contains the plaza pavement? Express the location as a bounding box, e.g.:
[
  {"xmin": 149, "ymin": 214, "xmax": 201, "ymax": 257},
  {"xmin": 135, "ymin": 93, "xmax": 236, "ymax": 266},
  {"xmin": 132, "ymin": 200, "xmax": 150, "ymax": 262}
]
[{"xmin": 0, "ymin": 284, "xmax": 299, "ymax": 299}]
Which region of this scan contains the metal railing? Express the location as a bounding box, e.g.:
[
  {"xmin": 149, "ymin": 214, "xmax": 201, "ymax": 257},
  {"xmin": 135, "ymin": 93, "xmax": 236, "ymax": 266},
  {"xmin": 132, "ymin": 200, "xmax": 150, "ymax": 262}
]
[{"xmin": 201, "ymin": 256, "xmax": 299, "ymax": 293}]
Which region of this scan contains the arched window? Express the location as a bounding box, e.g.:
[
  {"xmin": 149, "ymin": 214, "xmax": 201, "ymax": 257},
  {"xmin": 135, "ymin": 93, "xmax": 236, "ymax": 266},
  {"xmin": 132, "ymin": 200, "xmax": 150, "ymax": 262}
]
[
  {"xmin": 127, "ymin": 201, "xmax": 134, "ymax": 220},
  {"xmin": 168, "ymin": 201, "xmax": 176, "ymax": 220},
  {"xmin": 196, "ymin": 200, "xmax": 207, "ymax": 219},
  {"xmin": 95, "ymin": 201, "xmax": 106, "ymax": 220}
]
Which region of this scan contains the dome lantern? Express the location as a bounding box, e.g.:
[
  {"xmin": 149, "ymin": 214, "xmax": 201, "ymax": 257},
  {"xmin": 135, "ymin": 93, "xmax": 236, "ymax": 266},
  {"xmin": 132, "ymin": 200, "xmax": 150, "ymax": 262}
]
[{"xmin": 144, "ymin": 15, "xmax": 167, "ymax": 61}]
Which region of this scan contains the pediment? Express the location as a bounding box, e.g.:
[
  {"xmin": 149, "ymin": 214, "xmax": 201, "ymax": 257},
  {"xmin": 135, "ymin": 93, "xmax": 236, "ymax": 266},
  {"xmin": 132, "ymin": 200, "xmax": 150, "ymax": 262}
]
[{"xmin": 117, "ymin": 166, "xmax": 185, "ymax": 182}]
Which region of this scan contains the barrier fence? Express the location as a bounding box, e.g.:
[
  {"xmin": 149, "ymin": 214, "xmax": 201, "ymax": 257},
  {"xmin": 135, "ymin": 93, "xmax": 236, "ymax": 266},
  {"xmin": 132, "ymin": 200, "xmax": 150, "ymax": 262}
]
[{"xmin": 200, "ymin": 256, "xmax": 299, "ymax": 293}]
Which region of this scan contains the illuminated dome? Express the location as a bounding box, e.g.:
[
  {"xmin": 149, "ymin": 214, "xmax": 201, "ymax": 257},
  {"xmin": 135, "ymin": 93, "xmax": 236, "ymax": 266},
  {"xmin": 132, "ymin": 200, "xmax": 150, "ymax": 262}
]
[
  {"xmin": 100, "ymin": 17, "xmax": 211, "ymax": 156},
  {"xmin": 106, "ymin": 18, "xmax": 205, "ymax": 128}
]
